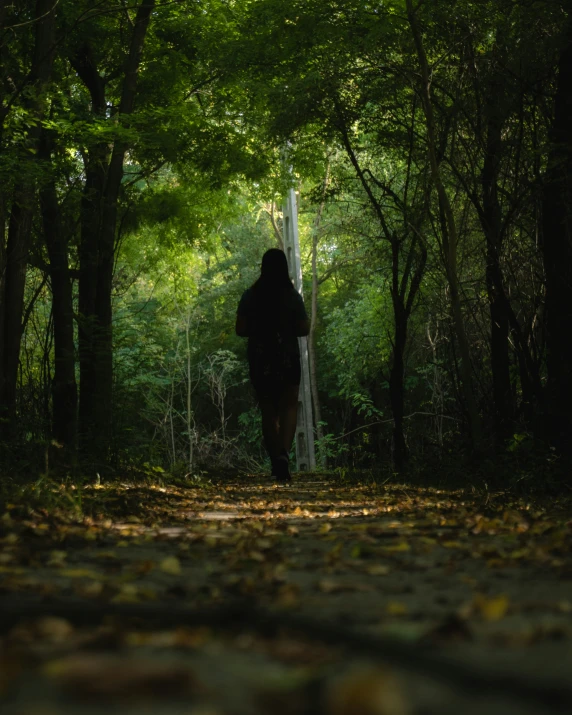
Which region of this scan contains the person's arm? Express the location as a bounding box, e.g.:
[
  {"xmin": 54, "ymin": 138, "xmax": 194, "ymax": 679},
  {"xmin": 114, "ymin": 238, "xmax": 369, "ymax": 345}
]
[
  {"xmin": 296, "ymin": 318, "xmax": 310, "ymax": 336},
  {"xmin": 235, "ymin": 314, "xmax": 249, "ymax": 337}
]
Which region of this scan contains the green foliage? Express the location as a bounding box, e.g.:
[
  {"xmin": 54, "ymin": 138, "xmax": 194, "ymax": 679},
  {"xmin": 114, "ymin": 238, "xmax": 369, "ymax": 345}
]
[{"xmin": 2, "ymin": 0, "xmax": 570, "ymax": 481}]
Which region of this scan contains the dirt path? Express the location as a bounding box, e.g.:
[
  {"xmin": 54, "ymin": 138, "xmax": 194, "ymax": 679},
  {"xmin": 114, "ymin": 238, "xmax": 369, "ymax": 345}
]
[{"xmin": 1, "ymin": 475, "xmax": 571, "ymax": 714}]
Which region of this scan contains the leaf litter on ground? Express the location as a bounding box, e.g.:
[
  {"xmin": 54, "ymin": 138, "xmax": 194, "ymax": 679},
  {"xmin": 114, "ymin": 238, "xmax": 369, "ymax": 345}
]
[{"xmin": 1, "ymin": 475, "xmax": 572, "ymax": 714}]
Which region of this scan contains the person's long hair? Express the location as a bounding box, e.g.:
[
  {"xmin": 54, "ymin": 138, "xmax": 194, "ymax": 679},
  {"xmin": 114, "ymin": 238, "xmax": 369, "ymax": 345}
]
[
  {"xmin": 250, "ymin": 249, "xmax": 294, "ymax": 335},
  {"xmin": 252, "ymin": 248, "xmax": 293, "ymax": 296}
]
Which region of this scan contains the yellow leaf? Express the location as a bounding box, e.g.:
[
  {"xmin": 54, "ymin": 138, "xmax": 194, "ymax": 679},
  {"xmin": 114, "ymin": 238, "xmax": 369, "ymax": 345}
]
[
  {"xmin": 380, "ymin": 542, "xmax": 410, "ymax": 553},
  {"xmin": 442, "ymin": 541, "xmax": 463, "ymax": 549},
  {"xmin": 277, "ymin": 583, "xmax": 299, "ymax": 607},
  {"xmin": 159, "ymin": 556, "xmax": 181, "ymax": 575},
  {"xmin": 474, "ymin": 593, "xmax": 509, "ymax": 621},
  {"xmin": 318, "ymin": 579, "xmax": 344, "ymax": 594},
  {"xmin": 111, "ymin": 583, "xmax": 140, "ymax": 603},
  {"xmin": 47, "ymin": 550, "xmax": 67, "ymax": 567},
  {"xmin": 386, "ymin": 601, "xmax": 408, "ymax": 616},
  {"xmin": 324, "ymin": 665, "xmax": 409, "ymax": 715},
  {"xmin": 319, "ymin": 523, "xmax": 332, "ymax": 534},
  {"xmin": 248, "ymin": 551, "xmax": 265, "ymax": 562},
  {"xmin": 75, "ymin": 581, "xmax": 104, "ymax": 598},
  {"xmin": 60, "ymin": 568, "xmax": 103, "ymax": 579},
  {"xmin": 36, "ymin": 617, "xmax": 74, "ymax": 642},
  {"xmin": 0, "ymin": 566, "xmax": 24, "ymax": 574},
  {"xmin": 509, "ymin": 548, "xmax": 529, "ymax": 559},
  {"xmin": 326, "ymin": 542, "xmax": 343, "ymax": 561},
  {"xmin": 366, "ymin": 564, "xmax": 390, "ymax": 576}
]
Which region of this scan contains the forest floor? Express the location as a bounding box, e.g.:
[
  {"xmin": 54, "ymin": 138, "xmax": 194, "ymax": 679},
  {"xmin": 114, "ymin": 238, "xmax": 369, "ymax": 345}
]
[{"xmin": 1, "ymin": 472, "xmax": 572, "ymax": 715}]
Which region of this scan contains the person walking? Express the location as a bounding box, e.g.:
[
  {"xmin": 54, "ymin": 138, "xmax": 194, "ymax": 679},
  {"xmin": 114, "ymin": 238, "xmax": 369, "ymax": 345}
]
[{"xmin": 236, "ymin": 249, "xmax": 310, "ymax": 481}]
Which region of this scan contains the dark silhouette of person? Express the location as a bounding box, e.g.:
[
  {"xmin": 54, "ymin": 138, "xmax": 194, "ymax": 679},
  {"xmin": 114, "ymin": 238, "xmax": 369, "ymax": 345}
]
[{"xmin": 236, "ymin": 248, "xmax": 310, "ymax": 481}]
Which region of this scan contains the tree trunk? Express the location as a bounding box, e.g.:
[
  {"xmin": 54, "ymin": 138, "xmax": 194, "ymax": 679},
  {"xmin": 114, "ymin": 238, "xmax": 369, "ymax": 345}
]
[
  {"xmin": 309, "ymin": 163, "xmax": 329, "ymax": 467},
  {"xmin": 1, "ymin": 190, "xmax": 33, "ymax": 419},
  {"xmin": 541, "ymin": 4, "xmax": 572, "ymax": 454},
  {"xmin": 389, "ymin": 293, "xmax": 407, "ymax": 471},
  {"xmin": 39, "ymin": 135, "xmax": 77, "ymax": 449},
  {"xmin": 73, "ymin": 0, "xmax": 155, "ymax": 463},
  {"xmin": 0, "ymin": 0, "xmax": 56, "ymax": 430},
  {"xmin": 71, "ymin": 46, "xmax": 108, "ymax": 454},
  {"xmin": 93, "ymin": 0, "xmax": 155, "ymax": 461},
  {"xmin": 0, "ymin": 192, "xmax": 6, "ymax": 411},
  {"xmin": 481, "ymin": 95, "xmax": 512, "ymax": 440},
  {"xmin": 77, "ymin": 150, "xmax": 106, "ymax": 450}
]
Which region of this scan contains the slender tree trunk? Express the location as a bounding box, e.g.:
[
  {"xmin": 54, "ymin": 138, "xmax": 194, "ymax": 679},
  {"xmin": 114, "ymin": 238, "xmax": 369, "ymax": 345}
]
[
  {"xmin": 389, "ymin": 290, "xmax": 407, "ymax": 470},
  {"xmin": 309, "ymin": 163, "xmax": 329, "ymax": 467},
  {"xmin": 77, "ymin": 151, "xmax": 106, "ymax": 449},
  {"xmin": 39, "ymin": 135, "xmax": 77, "ymax": 449},
  {"xmin": 390, "ymin": 231, "xmax": 427, "ymax": 471},
  {"xmin": 1, "ymin": 191, "xmax": 33, "ymax": 419},
  {"xmin": 407, "ymin": 0, "xmax": 482, "ymax": 451},
  {"xmin": 541, "ymin": 4, "xmax": 572, "ymax": 455},
  {"xmin": 0, "ymin": 193, "xmax": 6, "ymax": 409},
  {"xmin": 481, "ymin": 99, "xmax": 512, "ymax": 440},
  {"xmin": 0, "ymin": 0, "xmax": 56, "ymax": 430}
]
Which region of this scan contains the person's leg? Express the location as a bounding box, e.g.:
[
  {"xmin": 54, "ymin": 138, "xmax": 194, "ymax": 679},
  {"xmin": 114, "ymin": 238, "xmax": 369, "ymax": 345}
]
[
  {"xmin": 258, "ymin": 394, "xmax": 281, "ymax": 460},
  {"xmin": 278, "ymin": 383, "xmax": 299, "ymax": 457}
]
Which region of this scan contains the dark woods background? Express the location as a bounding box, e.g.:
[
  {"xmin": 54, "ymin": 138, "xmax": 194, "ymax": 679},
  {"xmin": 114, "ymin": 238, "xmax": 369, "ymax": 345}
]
[{"xmin": 1, "ymin": 0, "xmax": 571, "ymax": 485}]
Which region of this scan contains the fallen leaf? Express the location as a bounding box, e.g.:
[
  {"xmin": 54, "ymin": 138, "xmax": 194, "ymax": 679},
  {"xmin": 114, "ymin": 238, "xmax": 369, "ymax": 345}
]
[
  {"xmin": 60, "ymin": 568, "xmax": 103, "ymax": 579},
  {"xmin": 386, "ymin": 601, "xmax": 408, "ymax": 616},
  {"xmin": 36, "ymin": 617, "xmax": 74, "ymax": 642},
  {"xmin": 324, "ymin": 665, "xmax": 410, "ymax": 715},
  {"xmin": 474, "ymin": 593, "xmax": 510, "ymax": 621},
  {"xmin": 379, "ymin": 542, "xmax": 410, "ymax": 553},
  {"xmin": 47, "ymin": 550, "xmax": 67, "ymax": 567},
  {"xmin": 43, "ymin": 654, "xmax": 198, "ymax": 699},
  {"xmin": 366, "ymin": 564, "xmax": 390, "ymax": 576},
  {"xmin": 159, "ymin": 556, "xmax": 181, "ymax": 575}
]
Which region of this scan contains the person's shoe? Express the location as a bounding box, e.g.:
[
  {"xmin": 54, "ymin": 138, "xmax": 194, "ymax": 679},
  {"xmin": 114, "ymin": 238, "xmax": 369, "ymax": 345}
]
[{"xmin": 274, "ymin": 453, "xmax": 291, "ymax": 482}]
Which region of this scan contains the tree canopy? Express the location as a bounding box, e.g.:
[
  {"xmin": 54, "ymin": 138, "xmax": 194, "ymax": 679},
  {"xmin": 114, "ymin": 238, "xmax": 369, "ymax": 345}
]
[{"xmin": 1, "ymin": 0, "xmax": 571, "ymax": 483}]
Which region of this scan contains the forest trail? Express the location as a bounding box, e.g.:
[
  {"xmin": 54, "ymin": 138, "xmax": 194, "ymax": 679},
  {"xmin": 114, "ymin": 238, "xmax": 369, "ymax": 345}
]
[{"xmin": 1, "ymin": 475, "xmax": 572, "ymax": 714}]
